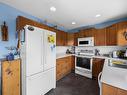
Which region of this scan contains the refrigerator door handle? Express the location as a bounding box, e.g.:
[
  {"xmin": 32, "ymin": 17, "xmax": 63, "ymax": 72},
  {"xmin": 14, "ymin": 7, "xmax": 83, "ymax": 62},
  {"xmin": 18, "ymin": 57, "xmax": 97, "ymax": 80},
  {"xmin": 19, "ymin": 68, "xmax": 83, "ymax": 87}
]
[{"xmin": 21, "ymin": 28, "xmax": 25, "ymax": 43}]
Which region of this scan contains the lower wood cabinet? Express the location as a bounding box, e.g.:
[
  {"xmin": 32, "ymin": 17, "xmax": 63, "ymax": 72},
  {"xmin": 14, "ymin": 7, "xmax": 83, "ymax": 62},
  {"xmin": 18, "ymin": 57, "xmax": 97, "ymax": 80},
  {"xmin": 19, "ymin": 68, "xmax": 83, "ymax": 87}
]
[
  {"xmin": 92, "ymin": 58, "xmax": 105, "ymax": 80},
  {"xmin": 56, "ymin": 56, "xmax": 75, "ymax": 80},
  {"xmin": 117, "ymin": 88, "xmax": 127, "ymax": 95},
  {"xmin": 102, "ymin": 83, "xmax": 127, "ymax": 95},
  {"xmin": 2, "ymin": 59, "xmax": 21, "ymax": 95}
]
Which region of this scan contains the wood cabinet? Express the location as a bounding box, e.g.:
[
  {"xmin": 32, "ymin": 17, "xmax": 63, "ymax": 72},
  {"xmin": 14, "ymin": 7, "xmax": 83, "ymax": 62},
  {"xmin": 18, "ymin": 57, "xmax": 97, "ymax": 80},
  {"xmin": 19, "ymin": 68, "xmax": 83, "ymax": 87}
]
[
  {"xmin": 94, "ymin": 28, "xmax": 107, "ymax": 46},
  {"xmin": 102, "ymin": 83, "xmax": 118, "ymax": 95},
  {"xmin": 117, "ymin": 89, "xmax": 127, "ymax": 95},
  {"xmin": 82, "ymin": 28, "xmax": 95, "ymax": 37},
  {"xmin": 117, "ymin": 21, "xmax": 127, "ymax": 46},
  {"xmin": 67, "ymin": 33, "xmax": 75, "ymax": 46},
  {"xmin": 56, "ymin": 56, "xmax": 75, "ymax": 80},
  {"xmin": 74, "ymin": 21, "xmax": 127, "ymax": 46},
  {"xmin": 106, "ymin": 24, "xmax": 118, "ymax": 45},
  {"xmin": 16, "ymin": 16, "xmax": 67, "ymax": 46},
  {"xmin": 92, "ymin": 58, "xmax": 105, "ymax": 79},
  {"xmin": 2, "ymin": 59, "xmax": 21, "ymax": 95},
  {"xmin": 56, "ymin": 30, "xmax": 67, "ymax": 46},
  {"xmin": 102, "ymin": 83, "xmax": 127, "ymax": 95},
  {"xmin": 17, "ymin": 16, "xmax": 127, "ymax": 46},
  {"xmin": 74, "ymin": 32, "xmax": 79, "ymax": 46},
  {"xmin": 71, "ymin": 56, "xmax": 75, "ymax": 70}
]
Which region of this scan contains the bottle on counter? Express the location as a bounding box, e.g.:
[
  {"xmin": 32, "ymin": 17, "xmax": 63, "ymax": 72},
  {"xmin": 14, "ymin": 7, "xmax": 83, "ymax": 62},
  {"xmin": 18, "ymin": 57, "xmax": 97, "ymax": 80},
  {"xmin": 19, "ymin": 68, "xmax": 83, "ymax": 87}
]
[{"xmin": 125, "ymin": 48, "xmax": 127, "ymax": 58}]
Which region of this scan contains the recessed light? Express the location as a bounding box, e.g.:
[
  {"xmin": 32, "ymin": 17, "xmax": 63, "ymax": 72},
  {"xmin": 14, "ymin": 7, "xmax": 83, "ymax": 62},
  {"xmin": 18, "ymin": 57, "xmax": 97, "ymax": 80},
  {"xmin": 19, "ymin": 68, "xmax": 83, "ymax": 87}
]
[
  {"xmin": 95, "ymin": 14, "xmax": 101, "ymax": 18},
  {"xmin": 72, "ymin": 22, "xmax": 76, "ymax": 25},
  {"xmin": 50, "ymin": 6, "xmax": 56, "ymax": 12}
]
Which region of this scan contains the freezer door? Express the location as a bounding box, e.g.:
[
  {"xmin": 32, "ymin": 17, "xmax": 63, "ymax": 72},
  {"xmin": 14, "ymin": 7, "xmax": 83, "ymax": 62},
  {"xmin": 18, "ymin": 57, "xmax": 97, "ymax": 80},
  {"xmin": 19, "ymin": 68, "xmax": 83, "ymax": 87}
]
[
  {"xmin": 26, "ymin": 27, "xmax": 44, "ymax": 76},
  {"xmin": 44, "ymin": 30, "xmax": 56, "ymax": 71},
  {"xmin": 26, "ymin": 68, "xmax": 56, "ymax": 95},
  {"xmin": 26, "ymin": 72, "xmax": 43, "ymax": 95}
]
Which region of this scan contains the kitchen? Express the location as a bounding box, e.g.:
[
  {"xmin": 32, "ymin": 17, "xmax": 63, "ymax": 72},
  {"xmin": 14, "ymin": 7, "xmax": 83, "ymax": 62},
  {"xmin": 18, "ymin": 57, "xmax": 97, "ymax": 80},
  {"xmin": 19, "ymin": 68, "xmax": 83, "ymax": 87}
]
[{"xmin": 0, "ymin": 0, "xmax": 127, "ymax": 95}]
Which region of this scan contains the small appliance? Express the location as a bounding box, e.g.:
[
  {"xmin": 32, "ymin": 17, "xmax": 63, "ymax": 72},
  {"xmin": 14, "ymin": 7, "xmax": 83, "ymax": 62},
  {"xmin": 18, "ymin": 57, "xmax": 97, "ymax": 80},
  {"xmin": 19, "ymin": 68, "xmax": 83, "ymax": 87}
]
[{"xmin": 78, "ymin": 37, "xmax": 94, "ymax": 46}]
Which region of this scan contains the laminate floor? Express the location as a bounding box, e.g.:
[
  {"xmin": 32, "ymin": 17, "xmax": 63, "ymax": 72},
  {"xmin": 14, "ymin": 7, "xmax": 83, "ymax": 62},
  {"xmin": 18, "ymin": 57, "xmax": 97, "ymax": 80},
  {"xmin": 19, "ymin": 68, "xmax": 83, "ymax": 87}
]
[{"xmin": 45, "ymin": 72, "xmax": 100, "ymax": 95}]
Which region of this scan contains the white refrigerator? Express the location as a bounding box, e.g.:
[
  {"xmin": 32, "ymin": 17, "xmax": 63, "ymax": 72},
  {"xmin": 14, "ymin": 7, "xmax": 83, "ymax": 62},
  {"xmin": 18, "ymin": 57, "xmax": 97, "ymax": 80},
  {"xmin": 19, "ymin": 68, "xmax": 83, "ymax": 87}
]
[{"xmin": 20, "ymin": 25, "xmax": 56, "ymax": 95}]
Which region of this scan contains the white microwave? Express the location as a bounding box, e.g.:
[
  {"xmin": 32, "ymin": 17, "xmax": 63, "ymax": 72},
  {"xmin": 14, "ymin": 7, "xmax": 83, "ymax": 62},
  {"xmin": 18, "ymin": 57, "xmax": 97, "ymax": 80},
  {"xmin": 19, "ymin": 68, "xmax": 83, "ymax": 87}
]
[{"xmin": 78, "ymin": 37, "xmax": 94, "ymax": 46}]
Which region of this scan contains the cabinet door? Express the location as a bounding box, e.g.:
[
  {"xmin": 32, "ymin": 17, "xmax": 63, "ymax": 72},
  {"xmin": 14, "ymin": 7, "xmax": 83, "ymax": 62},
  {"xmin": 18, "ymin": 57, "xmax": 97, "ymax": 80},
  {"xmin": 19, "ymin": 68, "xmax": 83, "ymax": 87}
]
[
  {"xmin": 94, "ymin": 28, "xmax": 106, "ymax": 46},
  {"xmin": 71, "ymin": 56, "xmax": 75, "ymax": 70},
  {"xmin": 56, "ymin": 30, "xmax": 61, "ymax": 46},
  {"xmin": 92, "ymin": 58, "xmax": 105, "ymax": 79},
  {"xmin": 117, "ymin": 89, "xmax": 127, "ymax": 95},
  {"xmin": 102, "ymin": 83, "xmax": 118, "ymax": 95},
  {"xmin": 67, "ymin": 33, "xmax": 75, "ymax": 46},
  {"xmin": 56, "ymin": 31, "xmax": 67, "ymax": 46},
  {"xmin": 106, "ymin": 24, "xmax": 117, "ymax": 45},
  {"xmin": 56, "ymin": 57, "xmax": 72, "ymax": 80},
  {"xmin": 56, "ymin": 59, "xmax": 63, "ymax": 80},
  {"xmin": 62, "ymin": 32, "xmax": 67, "ymax": 46},
  {"xmin": 117, "ymin": 21, "xmax": 127, "ymax": 46},
  {"xmin": 74, "ymin": 33, "xmax": 79, "ymax": 46},
  {"xmin": 83, "ymin": 28, "xmax": 95, "ymax": 37},
  {"xmin": 2, "ymin": 60, "xmax": 21, "ymax": 95}
]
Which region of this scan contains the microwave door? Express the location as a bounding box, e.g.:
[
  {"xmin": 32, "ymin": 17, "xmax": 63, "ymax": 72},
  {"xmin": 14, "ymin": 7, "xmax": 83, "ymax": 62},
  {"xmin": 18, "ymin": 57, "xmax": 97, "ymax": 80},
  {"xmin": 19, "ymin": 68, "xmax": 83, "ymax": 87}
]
[{"xmin": 79, "ymin": 41, "xmax": 90, "ymax": 46}]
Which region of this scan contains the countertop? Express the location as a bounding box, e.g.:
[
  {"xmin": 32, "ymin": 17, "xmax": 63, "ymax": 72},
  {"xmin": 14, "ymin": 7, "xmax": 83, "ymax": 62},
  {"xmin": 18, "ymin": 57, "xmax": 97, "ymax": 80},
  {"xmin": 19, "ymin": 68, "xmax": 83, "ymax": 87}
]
[
  {"xmin": 101, "ymin": 59, "xmax": 127, "ymax": 90},
  {"xmin": 56, "ymin": 53, "xmax": 126, "ymax": 60},
  {"xmin": 56, "ymin": 53, "xmax": 75, "ymax": 59},
  {"xmin": 56, "ymin": 53, "xmax": 109, "ymax": 59}
]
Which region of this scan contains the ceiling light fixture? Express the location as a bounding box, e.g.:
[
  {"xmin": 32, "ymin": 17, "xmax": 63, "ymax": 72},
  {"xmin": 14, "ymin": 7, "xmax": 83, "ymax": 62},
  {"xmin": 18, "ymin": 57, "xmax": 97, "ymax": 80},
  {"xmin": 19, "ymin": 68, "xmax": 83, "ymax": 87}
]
[
  {"xmin": 72, "ymin": 22, "xmax": 76, "ymax": 25},
  {"xmin": 50, "ymin": 6, "xmax": 56, "ymax": 12},
  {"xmin": 95, "ymin": 14, "xmax": 101, "ymax": 18}
]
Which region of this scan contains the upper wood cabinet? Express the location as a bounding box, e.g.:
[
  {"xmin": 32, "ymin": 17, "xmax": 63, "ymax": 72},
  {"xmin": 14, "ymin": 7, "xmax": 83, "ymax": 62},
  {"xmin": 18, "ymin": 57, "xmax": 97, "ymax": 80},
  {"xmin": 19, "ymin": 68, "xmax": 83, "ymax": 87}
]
[
  {"xmin": 67, "ymin": 33, "xmax": 75, "ymax": 46},
  {"xmin": 79, "ymin": 28, "xmax": 94, "ymax": 38},
  {"xmin": 16, "ymin": 16, "xmax": 68, "ymax": 46},
  {"xmin": 74, "ymin": 32, "xmax": 79, "ymax": 46},
  {"xmin": 94, "ymin": 28, "xmax": 107, "ymax": 46},
  {"xmin": 106, "ymin": 24, "xmax": 118, "ymax": 46},
  {"xmin": 56, "ymin": 30, "xmax": 67, "ymax": 46},
  {"xmin": 117, "ymin": 21, "xmax": 127, "ymax": 46},
  {"xmin": 73, "ymin": 21, "xmax": 127, "ymax": 46}
]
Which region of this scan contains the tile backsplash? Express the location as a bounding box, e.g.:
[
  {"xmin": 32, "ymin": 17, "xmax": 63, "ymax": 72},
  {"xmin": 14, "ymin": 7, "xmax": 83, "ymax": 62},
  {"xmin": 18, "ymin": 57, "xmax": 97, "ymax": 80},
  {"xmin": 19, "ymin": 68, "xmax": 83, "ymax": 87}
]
[
  {"xmin": 56, "ymin": 46, "xmax": 69, "ymax": 54},
  {"xmin": 57, "ymin": 46, "xmax": 127, "ymax": 55},
  {"xmin": 76, "ymin": 46, "xmax": 127, "ymax": 54}
]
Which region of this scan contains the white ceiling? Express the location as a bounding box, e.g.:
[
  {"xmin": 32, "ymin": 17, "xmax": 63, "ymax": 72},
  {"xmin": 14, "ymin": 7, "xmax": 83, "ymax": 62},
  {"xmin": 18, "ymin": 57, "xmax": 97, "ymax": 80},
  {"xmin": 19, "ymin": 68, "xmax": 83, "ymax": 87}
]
[{"xmin": 1, "ymin": 0, "xmax": 127, "ymax": 30}]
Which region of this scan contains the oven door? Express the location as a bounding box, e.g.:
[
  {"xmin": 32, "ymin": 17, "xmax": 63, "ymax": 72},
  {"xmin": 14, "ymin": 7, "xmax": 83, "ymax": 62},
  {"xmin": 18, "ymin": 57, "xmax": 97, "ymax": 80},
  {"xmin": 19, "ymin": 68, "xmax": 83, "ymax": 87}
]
[{"xmin": 76, "ymin": 56, "xmax": 92, "ymax": 71}]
